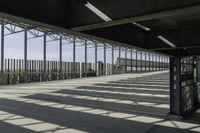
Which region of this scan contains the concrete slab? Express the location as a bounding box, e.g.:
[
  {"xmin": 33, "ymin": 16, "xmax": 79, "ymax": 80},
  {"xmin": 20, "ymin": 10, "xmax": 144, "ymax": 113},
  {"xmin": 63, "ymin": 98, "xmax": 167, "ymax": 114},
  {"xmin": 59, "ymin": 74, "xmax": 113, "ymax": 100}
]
[{"xmin": 0, "ymin": 71, "xmax": 199, "ymax": 133}]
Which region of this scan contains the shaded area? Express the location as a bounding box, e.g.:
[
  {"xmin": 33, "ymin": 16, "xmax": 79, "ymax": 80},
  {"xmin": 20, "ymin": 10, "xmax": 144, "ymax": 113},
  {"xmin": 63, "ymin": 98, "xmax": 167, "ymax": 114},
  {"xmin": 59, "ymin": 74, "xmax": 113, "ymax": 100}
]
[{"xmin": 0, "ymin": 71, "xmax": 200, "ymax": 133}]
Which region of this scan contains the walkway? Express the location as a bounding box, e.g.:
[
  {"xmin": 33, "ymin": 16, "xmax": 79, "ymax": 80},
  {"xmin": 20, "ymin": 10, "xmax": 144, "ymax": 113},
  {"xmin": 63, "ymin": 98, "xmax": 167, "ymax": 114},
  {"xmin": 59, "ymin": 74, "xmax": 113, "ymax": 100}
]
[{"xmin": 0, "ymin": 71, "xmax": 199, "ymax": 133}]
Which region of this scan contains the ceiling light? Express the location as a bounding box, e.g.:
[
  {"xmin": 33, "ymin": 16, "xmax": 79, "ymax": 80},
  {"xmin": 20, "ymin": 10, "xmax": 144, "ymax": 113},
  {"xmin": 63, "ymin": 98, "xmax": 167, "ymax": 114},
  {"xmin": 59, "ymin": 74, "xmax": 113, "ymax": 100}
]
[
  {"xmin": 158, "ymin": 35, "xmax": 176, "ymax": 48},
  {"xmin": 85, "ymin": 1, "xmax": 112, "ymax": 22},
  {"xmin": 132, "ymin": 22, "xmax": 151, "ymax": 31}
]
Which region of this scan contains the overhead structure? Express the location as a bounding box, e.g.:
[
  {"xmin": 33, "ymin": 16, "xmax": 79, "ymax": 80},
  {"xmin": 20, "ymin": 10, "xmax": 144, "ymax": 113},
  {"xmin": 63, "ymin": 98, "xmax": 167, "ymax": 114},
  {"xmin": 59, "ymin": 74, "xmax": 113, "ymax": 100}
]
[{"xmin": 0, "ymin": 0, "xmax": 199, "ymax": 56}]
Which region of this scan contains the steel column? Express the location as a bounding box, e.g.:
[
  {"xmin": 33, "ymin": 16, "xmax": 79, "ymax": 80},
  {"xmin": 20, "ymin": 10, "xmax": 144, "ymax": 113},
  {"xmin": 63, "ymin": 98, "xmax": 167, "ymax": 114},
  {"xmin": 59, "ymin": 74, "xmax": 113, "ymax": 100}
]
[
  {"xmin": 131, "ymin": 49, "xmax": 133, "ymax": 72},
  {"xmin": 43, "ymin": 33, "xmax": 46, "ymax": 81},
  {"xmin": 136, "ymin": 50, "xmax": 138, "ymax": 72},
  {"xmin": 73, "ymin": 37, "xmax": 76, "ymax": 77},
  {"xmin": 95, "ymin": 43, "xmax": 97, "ymax": 76},
  {"xmin": 1, "ymin": 25, "xmax": 4, "ymax": 75},
  {"xmin": 162, "ymin": 56, "xmax": 164, "ymax": 70},
  {"xmin": 154, "ymin": 53, "xmax": 155, "ymax": 71},
  {"xmin": 59, "ymin": 36, "xmax": 62, "ymax": 79},
  {"xmin": 149, "ymin": 52, "xmax": 151, "ymax": 71},
  {"xmin": 140, "ymin": 51, "xmax": 142, "ymax": 72},
  {"xmin": 85, "ymin": 40, "xmax": 87, "ymax": 77},
  {"xmin": 155, "ymin": 54, "xmax": 157, "ymax": 71},
  {"xmin": 119, "ymin": 47, "xmax": 121, "ymax": 72},
  {"xmin": 24, "ymin": 30, "xmax": 28, "ymax": 83},
  {"xmin": 145, "ymin": 52, "xmax": 147, "ymax": 71},
  {"xmin": 112, "ymin": 46, "xmax": 114, "ymax": 74},
  {"xmin": 159, "ymin": 55, "xmax": 161, "ymax": 70},
  {"xmin": 104, "ymin": 43, "xmax": 106, "ymax": 75},
  {"xmin": 125, "ymin": 48, "xmax": 127, "ymax": 73}
]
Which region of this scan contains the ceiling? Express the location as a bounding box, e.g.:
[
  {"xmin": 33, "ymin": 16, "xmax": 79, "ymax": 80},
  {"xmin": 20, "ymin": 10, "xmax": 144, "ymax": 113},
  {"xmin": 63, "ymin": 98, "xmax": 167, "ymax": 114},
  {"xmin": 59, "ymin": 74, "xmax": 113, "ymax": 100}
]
[{"xmin": 0, "ymin": 0, "xmax": 200, "ymax": 56}]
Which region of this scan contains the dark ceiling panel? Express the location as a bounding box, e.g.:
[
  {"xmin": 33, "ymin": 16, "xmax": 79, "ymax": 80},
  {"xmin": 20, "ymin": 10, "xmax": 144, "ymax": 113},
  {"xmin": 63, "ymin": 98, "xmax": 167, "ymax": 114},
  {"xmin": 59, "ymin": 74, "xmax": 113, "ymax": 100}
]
[
  {"xmin": 83, "ymin": 24, "xmax": 147, "ymax": 48},
  {"xmin": 0, "ymin": 0, "xmax": 199, "ymax": 56},
  {"xmin": 0, "ymin": 0, "xmax": 199, "ymax": 28},
  {"xmin": 88, "ymin": 0, "xmax": 200, "ymax": 21},
  {"xmin": 0, "ymin": 0, "xmax": 68, "ymax": 27}
]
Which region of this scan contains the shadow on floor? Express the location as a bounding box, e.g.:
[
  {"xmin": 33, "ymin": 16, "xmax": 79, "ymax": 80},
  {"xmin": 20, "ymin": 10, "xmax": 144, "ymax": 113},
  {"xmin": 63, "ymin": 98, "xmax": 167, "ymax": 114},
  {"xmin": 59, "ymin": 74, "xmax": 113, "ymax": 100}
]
[{"xmin": 0, "ymin": 72, "xmax": 199, "ymax": 133}]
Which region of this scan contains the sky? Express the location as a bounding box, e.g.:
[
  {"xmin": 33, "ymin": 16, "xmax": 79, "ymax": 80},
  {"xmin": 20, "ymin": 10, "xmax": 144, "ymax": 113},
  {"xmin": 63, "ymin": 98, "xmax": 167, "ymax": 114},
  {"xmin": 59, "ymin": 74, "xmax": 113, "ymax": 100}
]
[{"xmin": 0, "ymin": 25, "xmax": 169, "ymax": 64}]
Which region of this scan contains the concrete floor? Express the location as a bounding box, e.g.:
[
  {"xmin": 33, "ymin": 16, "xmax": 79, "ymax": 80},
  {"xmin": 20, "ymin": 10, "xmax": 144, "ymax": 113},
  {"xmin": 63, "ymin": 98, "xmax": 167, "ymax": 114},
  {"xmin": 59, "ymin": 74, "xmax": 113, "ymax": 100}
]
[{"xmin": 0, "ymin": 70, "xmax": 199, "ymax": 133}]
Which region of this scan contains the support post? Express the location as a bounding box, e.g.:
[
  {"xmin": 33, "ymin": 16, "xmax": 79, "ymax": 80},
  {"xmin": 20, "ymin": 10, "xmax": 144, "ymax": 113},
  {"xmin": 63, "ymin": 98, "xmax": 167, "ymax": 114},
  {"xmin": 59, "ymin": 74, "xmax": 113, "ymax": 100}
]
[
  {"xmin": 136, "ymin": 50, "xmax": 138, "ymax": 72},
  {"xmin": 85, "ymin": 40, "xmax": 87, "ymax": 77},
  {"xmin": 125, "ymin": 48, "xmax": 127, "ymax": 73},
  {"xmin": 73, "ymin": 37, "xmax": 76, "ymax": 78},
  {"xmin": 162, "ymin": 56, "xmax": 164, "ymax": 70},
  {"xmin": 43, "ymin": 33, "xmax": 46, "ymax": 81},
  {"xmin": 104, "ymin": 43, "xmax": 106, "ymax": 75},
  {"xmin": 59, "ymin": 36, "xmax": 62, "ymax": 79},
  {"xmin": 152, "ymin": 53, "xmax": 157, "ymax": 71},
  {"xmin": 145, "ymin": 52, "xmax": 147, "ymax": 71},
  {"xmin": 131, "ymin": 49, "xmax": 133, "ymax": 72},
  {"xmin": 119, "ymin": 47, "xmax": 121, "ymax": 73},
  {"xmin": 149, "ymin": 52, "xmax": 151, "ymax": 71},
  {"xmin": 159, "ymin": 55, "xmax": 161, "ymax": 70},
  {"xmin": 155, "ymin": 54, "xmax": 157, "ymax": 71},
  {"xmin": 24, "ymin": 30, "xmax": 28, "ymax": 83},
  {"xmin": 140, "ymin": 51, "xmax": 142, "ymax": 72},
  {"xmin": 112, "ymin": 46, "xmax": 114, "ymax": 74},
  {"xmin": 169, "ymin": 56, "xmax": 182, "ymax": 118},
  {"xmin": 95, "ymin": 43, "xmax": 98, "ymax": 76},
  {"xmin": 1, "ymin": 25, "xmax": 4, "ymax": 76}
]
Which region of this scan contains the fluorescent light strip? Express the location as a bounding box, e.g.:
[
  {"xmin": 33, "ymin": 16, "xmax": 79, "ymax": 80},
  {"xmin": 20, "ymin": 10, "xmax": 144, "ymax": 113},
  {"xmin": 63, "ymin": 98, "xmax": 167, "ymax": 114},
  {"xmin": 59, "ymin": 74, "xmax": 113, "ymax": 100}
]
[
  {"xmin": 158, "ymin": 35, "xmax": 176, "ymax": 48},
  {"xmin": 132, "ymin": 22, "xmax": 151, "ymax": 31},
  {"xmin": 85, "ymin": 1, "xmax": 112, "ymax": 22}
]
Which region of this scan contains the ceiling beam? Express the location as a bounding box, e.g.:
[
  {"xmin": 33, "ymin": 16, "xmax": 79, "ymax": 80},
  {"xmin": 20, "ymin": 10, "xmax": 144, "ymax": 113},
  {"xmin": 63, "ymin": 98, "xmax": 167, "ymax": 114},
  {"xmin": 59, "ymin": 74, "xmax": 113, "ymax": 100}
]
[
  {"xmin": 151, "ymin": 43, "xmax": 200, "ymax": 51},
  {"xmin": 154, "ymin": 47, "xmax": 200, "ymax": 57},
  {"xmin": 71, "ymin": 4, "xmax": 200, "ymax": 32}
]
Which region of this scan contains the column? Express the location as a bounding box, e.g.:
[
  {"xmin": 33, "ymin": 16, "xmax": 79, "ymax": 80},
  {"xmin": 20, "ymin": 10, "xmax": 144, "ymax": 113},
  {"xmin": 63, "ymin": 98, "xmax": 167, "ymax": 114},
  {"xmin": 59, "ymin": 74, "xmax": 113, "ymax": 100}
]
[
  {"xmin": 140, "ymin": 51, "xmax": 142, "ymax": 72},
  {"xmin": 112, "ymin": 46, "xmax": 114, "ymax": 74},
  {"xmin": 1, "ymin": 25, "xmax": 4, "ymax": 75},
  {"xmin": 73, "ymin": 37, "xmax": 76, "ymax": 77},
  {"xmin": 136, "ymin": 50, "xmax": 138, "ymax": 72},
  {"xmin": 43, "ymin": 33, "xmax": 46, "ymax": 81},
  {"xmin": 104, "ymin": 43, "xmax": 106, "ymax": 75},
  {"xmin": 59, "ymin": 36, "xmax": 62, "ymax": 79},
  {"xmin": 145, "ymin": 52, "xmax": 147, "ymax": 71},
  {"xmin": 149, "ymin": 52, "xmax": 151, "ymax": 71},
  {"xmin": 131, "ymin": 49, "xmax": 133, "ymax": 72},
  {"xmin": 125, "ymin": 48, "xmax": 127, "ymax": 73},
  {"xmin": 24, "ymin": 30, "xmax": 28, "ymax": 83},
  {"xmin": 119, "ymin": 47, "xmax": 121, "ymax": 73},
  {"xmin": 85, "ymin": 40, "xmax": 87, "ymax": 77},
  {"xmin": 95, "ymin": 43, "xmax": 97, "ymax": 76}
]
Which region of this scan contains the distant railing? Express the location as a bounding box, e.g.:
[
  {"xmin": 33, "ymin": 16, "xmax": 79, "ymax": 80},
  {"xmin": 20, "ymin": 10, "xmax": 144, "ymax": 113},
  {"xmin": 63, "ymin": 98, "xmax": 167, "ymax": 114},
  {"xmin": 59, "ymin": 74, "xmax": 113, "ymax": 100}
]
[{"xmin": 0, "ymin": 58, "xmax": 169, "ymax": 85}]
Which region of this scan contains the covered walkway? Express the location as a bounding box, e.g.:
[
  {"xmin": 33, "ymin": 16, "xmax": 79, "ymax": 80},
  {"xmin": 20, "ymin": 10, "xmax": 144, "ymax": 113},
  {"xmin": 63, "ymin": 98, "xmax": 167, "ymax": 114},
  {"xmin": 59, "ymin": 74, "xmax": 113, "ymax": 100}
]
[{"xmin": 0, "ymin": 70, "xmax": 199, "ymax": 133}]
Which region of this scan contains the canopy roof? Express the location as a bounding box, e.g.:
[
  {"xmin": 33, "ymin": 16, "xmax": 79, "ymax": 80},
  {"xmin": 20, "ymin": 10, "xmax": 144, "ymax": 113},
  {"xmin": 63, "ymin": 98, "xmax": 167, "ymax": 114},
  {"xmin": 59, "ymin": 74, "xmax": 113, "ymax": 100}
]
[{"xmin": 0, "ymin": 0, "xmax": 200, "ymax": 56}]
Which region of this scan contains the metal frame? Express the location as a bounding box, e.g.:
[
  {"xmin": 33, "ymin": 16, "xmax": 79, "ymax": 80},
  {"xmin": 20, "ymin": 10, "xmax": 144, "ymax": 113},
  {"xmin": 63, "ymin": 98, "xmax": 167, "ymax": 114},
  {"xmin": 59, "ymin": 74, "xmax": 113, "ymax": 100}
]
[{"xmin": 0, "ymin": 19, "xmax": 170, "ymax": 85}]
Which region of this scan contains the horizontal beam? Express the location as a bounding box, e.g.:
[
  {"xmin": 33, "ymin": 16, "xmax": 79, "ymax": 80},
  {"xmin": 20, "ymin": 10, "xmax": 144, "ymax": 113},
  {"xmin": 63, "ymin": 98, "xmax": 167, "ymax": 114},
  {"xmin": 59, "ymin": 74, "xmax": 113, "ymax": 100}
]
[
  {"xmin": 71, "ymin": 4, "xmax": 200, "ymax": 32},
  {"xmin": 151, "ymin": 43, "xmax": 200, "ymax": 51},
  {"xmin": 154, "ymin": 47, "xmax": 200, "ymax": 57}
]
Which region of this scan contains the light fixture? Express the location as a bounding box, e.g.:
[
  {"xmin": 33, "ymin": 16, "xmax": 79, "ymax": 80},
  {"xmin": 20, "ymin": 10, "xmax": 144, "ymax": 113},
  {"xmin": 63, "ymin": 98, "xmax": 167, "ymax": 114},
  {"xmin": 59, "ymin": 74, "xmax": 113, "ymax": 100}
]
[
  {"xmin": 132, "ymin": 21, "xmax": 151, "ymax": 31},
  {"xmin": 85, "ymin": 1, "xmax": 112, "ymax": 22},
  {"xmin": 158, "ymin": 35, "xmax": 176, "ymax": 48}
]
